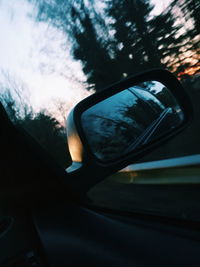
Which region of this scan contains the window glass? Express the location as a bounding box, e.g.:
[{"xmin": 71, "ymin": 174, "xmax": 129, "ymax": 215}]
[
  {"xmin": 87, "ymin": 157, "xmax": 200, "ymax": 220},
  {"xmin": 0, "ymin": 0, "xmax": 199, "ymax": 168}
]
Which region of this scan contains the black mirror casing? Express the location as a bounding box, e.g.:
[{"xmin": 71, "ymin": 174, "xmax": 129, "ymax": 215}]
[{"xmin": 66, "ymin": 69, "xmax": 192, "ymax": 193}]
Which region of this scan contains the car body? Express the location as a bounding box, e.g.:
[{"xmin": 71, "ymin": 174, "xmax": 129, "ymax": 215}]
[{"xmin": 1, "ymin": 69, "xmax": 200, "ymax": 266}]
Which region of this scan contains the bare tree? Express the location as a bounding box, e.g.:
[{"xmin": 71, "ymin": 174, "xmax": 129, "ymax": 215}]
[{"xmin": 0, "ymin": 70, "xmax": 32, "ymax": 120}]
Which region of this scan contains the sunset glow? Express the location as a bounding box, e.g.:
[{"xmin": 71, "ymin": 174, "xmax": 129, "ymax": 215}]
[{"xmin": 178, "ymin": 65, "xmax": 200, "ymax": 78}]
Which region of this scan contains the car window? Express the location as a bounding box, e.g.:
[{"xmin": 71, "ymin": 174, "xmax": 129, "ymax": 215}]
[
  {"xmin": 0, "ymin": 0, "xmax": 199, "ymax": 168},
  {"xmin": 87, "ymin": 155, "xmax": 200, "ymax": 221}
]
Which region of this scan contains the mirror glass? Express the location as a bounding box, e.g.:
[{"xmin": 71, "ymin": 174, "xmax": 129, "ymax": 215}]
[{"xmin": 81, "ymin": 81, "xmax": 184, "ymax": 162}]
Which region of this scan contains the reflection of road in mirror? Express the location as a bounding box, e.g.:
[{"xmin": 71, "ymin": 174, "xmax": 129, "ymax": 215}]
[{"xmin": 81, "ymin": 81, "xmax": 184, "ymax": 162}]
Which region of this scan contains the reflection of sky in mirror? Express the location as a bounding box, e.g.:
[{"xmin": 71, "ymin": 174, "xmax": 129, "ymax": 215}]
[
  {"xmin": 129, "ymin": 81, "xmax": 166, "ymax": 109},
  {"xmin": 83, "ymin": 81, "xmax": 168, "ymax": 125},
  {"xmin": 150, "ymin": 81, "xmax": 166, "ymax": 94},
  {"xmin": 136, "ymin": 88, "xmax": 164, "ymax": 108},
  {"xmin": 84, "ymin": 89, "xmax": 138, "ymax": 121}
]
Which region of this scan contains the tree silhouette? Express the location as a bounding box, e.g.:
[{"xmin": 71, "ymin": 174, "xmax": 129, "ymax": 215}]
[
  {"xmin": 18, "ymin": 111, "xmax": 71, "ymax": 168},
  {"xmin": 174, "ymin": 0, "xmax": 200, "ymax": 35},
  {"xmin": 170, "ymin": 0, "xmax": 200, "ymax": 76},
  {"xmin": 70, "ymin": 2, "xmax": 119, "ymax": 91},
  {"xmin": 0, "ymin": 77, "xmax": 71, "ymax": 168},
  {"xmin": 29, "ymin": 0, "xmax": 119, "ymax": 91},
  {"xmin": 29, "ymin": 0, "xmax": 200, "ymax": 91}
]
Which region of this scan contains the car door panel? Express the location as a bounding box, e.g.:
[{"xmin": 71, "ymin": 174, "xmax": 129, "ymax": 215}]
[{"xmin": 34, "ymin": 204, "xmax": 200, "ymax": 266}]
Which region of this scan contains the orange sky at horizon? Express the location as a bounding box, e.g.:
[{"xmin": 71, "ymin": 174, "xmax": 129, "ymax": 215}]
[{"xmin": 178, "ymin": 65, "xmax": 200, "ymax": 78}]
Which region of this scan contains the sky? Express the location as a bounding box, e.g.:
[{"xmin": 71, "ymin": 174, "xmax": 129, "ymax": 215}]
[
  {"xmin": 0, "ymin": 0, "xmax": 172, "ymax": 119},
  {"xmin": 0, "ymin": 0, "xmax": 90, "ymax": 118},
  {"xmin": 150, "ymin": 0, "xmax": 172, "ymax": 15}
]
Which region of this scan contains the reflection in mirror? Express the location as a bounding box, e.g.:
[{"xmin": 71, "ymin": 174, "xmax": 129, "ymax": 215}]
[{"xmin": 81, "ymin": 81, "xmax": 184, "ymax": 162}]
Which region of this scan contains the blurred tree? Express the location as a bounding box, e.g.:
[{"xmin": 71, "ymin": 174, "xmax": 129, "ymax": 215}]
[
  {"xmin": 170, "ymin": 0, "xmax": 200, "ymax": 75},
  {"xmin": 0, "ymin": 76, "xmax": 71, "ymax": 168},
  {"xmin": 18, "ymin": 111, "xmax": 71, "ymax": 168},
  {"xmin": 30, "ymin": 0, "xmax": 195, "ymax": 91},
  {"xmin": 149, "ymin": 9, "xmax": 183, "ymax": 71},
  {"xmin": 107, "ymin": 1, "xmax": 190, "ymax": 75},
  {"xmin": 105, "ymin": 0, "xmax": 153, "ymax": 77},
  {"xmin": 175, "ymin": 0, "xmax": 200, "ymax": 35},
  {"xmin": 70, "ymin": 2, "xmax": 119, "ymax": 91},
  {"xmin": 29, "ymin": 0, "xmax": 120, "ymax": 91},
  {"xmin": 32, "ymin": 0, "xmax": 200, "ymax": 86},
  {"xmin": 0, "ymin": 90, "xmax": 20, "ymax": 124},
  {"xmin": 30, "ymin": 0, "xmax": 158, "ymax": 89}
]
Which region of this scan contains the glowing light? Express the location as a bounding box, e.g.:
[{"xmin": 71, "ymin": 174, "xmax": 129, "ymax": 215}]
[{"xmin": 178, "ymin": 65, "xmax": 200, "ymax": 78}]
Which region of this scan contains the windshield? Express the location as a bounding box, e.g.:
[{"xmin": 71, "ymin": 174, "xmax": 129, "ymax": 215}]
[{"xmin": 0, "ymin": 0, "xmax": 199, "ymax": 167}]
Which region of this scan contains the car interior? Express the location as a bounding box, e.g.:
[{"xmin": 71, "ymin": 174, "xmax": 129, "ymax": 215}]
[{"xmin": 1, "ymin": 69, "xmax": 200, "ymax": 266}]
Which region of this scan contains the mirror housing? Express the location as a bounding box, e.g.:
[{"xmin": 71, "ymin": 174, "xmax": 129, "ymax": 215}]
[{"xmin": 66, "ymin": 69, "xmax": 192, "ymax": 176}]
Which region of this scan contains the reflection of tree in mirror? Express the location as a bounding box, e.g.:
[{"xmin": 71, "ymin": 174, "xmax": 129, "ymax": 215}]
[
  {"xmin": 83, "ymin": 95, "xmax": 164, "ymax": 160},
  {"xmin": 156, "ymin": 87, "xmax": 179, "ymax": 109},
  {"xmin": 118, "ymin": 93, "xmax": 164, "ymax": 139},
  {"xmin": 134, "ymin": 81, "xmax": 181, "ymax": 111},
  {"xmin": 82, "ymin": 82, "xmax": 184, "ymax": 161},
  {"xmin": 135, "ymin": 81, "xmax": 165, "ymax": 95},
  {"xmin": 134, "ymin": 81, "xmax": 154, "ymax": 92},
  {"xmin": 89, "ymin": 113, "xmax": 135, "ymax": 159}
]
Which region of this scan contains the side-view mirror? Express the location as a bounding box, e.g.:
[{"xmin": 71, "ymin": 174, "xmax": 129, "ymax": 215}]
[{"xmin": 66, "ymin": 69, "xmax": 192, "ymax": 175}]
